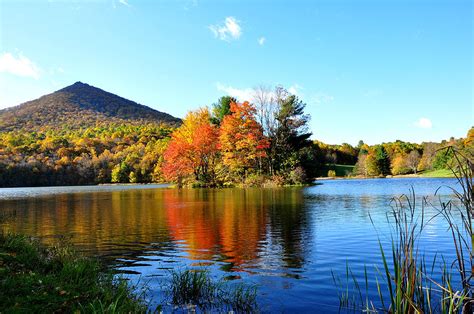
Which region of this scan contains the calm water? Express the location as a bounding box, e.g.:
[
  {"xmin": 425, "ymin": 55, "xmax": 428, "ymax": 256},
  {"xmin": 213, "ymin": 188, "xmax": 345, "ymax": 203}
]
[{"xmin": 0, "ymin": 178, "xmax": 462, "ymax": 312}]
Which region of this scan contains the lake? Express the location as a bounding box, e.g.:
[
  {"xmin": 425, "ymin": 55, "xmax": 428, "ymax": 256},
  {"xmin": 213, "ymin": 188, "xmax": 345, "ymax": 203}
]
[{"xmin": 0, "ymin": 178, "xmax": 462, "ymax": 312}]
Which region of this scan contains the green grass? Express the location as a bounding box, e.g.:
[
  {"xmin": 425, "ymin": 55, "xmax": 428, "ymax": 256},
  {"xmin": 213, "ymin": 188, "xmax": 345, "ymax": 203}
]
[
  {"xmin": 419, "ymin": 168, "xmax": 455, "ymax": 178},
  {"xmin": 166, "ymin": 269, "xmax": 258, "ymax": 312},
  {"xmin": 318, "ymin": 164, "xmax": 355, "ymax": 177},
  {"xmin": 0, "ymin": 233, "xmax": 148, "ymax": 313}
]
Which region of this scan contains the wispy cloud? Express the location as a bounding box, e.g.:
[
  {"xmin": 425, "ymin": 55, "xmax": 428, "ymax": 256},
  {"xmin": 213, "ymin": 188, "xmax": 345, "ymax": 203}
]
[
  {"xmin": 183, "ymin": 0, "xmax": 198, "ymax": 10},
  {"xmin": 310, "ymin": 92, "xmax": 334, "ymax": 105},
  {"xmin": 0, "ymin": 52, "xmax": 40, "ymax": 79},
  {"xmin": 258, "ymin": 37, "xmax": 266, "ymax": 46},
  {"xmin": 119, "ymin": 0, "xmax": 130, "ymax": 7},
  {"xmin": 209, "ymin": 17, "xmax": 242, "ymax": 41},
  {"xmin": 414, "ymin": 117, "xmax": 432, "ymax": 129},
  {"xmin": 48, "ymin": 66, "xmax": 65, "ymax": 75},
  {"xmin": 216, "ymin": 83, "xmax": 309, "ymax": 102},
  {"xmin": 216, "ymin": 83, "xmax": 254, "ymax": 102}
]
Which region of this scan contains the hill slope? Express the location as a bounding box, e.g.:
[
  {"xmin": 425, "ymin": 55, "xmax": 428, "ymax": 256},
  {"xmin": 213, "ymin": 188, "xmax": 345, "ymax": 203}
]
[{"xmin": 0, "ymin": 82, "xmax": 181, "ymax": 132}]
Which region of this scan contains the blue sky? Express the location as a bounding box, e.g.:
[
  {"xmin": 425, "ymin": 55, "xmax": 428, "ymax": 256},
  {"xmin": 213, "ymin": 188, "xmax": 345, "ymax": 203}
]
[{"xmin": 0, "ymin": 0, "xmax": 472, "ymax": 145}]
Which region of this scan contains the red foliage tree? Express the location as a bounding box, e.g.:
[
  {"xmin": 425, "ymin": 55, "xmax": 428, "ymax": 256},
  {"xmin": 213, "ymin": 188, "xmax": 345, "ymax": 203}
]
[{"xmin": 219, "ymin": 101, "xmax": 269, "ymax": 176}]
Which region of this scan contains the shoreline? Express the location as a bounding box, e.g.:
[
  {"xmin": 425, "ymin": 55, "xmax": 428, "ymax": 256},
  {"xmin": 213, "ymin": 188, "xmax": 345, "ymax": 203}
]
[
  {"xmin": 0, "ymin": 174, "xmax": 455, "ymax": 190},
  {"xmin": 315, "ymin": 173, "xmax": 455, "ymax": 181}
]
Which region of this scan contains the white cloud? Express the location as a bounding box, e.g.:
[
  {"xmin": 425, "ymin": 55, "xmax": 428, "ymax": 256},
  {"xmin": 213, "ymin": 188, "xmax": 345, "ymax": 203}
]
[
  {"xmin": 310, "ymin": 92, "xmax": 334, "ymax": 105},
  {"xmin": 209, "ymin": 17, "xmax": 242, "ymax": 41},
  {"xmin": 258, "ymin": 37, "xmax": 266, "ymax": 46},
  {"xmin": 216, "ymin": 83, "xmax": 308, "ymax": 102},
  {"xmin": 216, "ymin": 83, "xmax": 254, "ymax": 102},
  {"xmin": 414, "ymin": 117, "xmax": 432, "ymax": 129},
  {"xmin": 288, "ymin": 84, "xmax": 303, "ymax": 96},
  {"xmin": 119, "ymin": 0, "xmax": 130, "ymax": 6},
  {"xmin": 0, "ymin": 52, "xmax": 40, "ymax": 79}
]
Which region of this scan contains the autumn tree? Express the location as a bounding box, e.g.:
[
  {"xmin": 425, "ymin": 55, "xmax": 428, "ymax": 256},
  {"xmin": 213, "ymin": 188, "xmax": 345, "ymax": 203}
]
[
  {"xmin": 219, "ymin": 101, "xmax": 269, "ymax": 179},
  {"xmin": 162, "ymin": 108, "xmax": 219, "ymax": 185},
  {"xmin": 391, "ymin": 153, "xmax": 410, "ymax": 175},
  {"xmin": 111, "ymin": 162, "xmax": 129, "ymax": 183},
  {"xmin": 417, "ymin": 142, "xmax": 438, "ymax": 171},
  {"xmin": 365, "ymin": 150, "xmax": 380, "ymax": 176},
  {"xmin": 354, "ymin": 153, "xmax": 368, "ymax": 176},
  {"xmin": 406, "ymin": 150, "xmax": 421, "ymax": 174}
]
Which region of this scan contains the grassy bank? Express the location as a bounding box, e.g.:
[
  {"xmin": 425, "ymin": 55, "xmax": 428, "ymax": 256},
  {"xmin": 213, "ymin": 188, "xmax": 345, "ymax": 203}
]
[
  {"xmin": 0, "ymin": 233, "xmax": 147, "ymax": 313},
  {"xmin": 419, "ymin": 168, "xmax": 454, "ymax": 178}
]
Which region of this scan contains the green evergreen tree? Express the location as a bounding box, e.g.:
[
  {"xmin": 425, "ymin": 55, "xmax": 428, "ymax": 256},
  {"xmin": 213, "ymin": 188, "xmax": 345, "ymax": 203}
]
[
  {"xmin": 210, "ymin": 96, "xmax": 236, "ymax": 125},
  {"xmin": 270, "ymin": 94, "xmax": 312, "ymax": 175},
  {"xmin": 375, "ymin": 145, "xmax": 391, "ymax": 175}
]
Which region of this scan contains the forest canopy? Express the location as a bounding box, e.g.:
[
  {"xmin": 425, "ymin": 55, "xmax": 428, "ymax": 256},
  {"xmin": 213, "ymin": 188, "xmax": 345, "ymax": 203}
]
[{"xmin": 0, "ymin": 84, "xmax": 472, "ymax": 187}]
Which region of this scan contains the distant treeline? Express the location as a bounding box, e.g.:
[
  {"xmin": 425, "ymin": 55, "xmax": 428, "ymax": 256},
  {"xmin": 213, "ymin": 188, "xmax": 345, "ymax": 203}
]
[
  {"xmin": 0, "ymin": 124, "xmax": 172, "ymax": 187},
  {"xmin": 0, "ymin": 87, "xmax": 472, "ymax": 187},
  {"xmin": 314, "ymin": 134, "xmax": 473, "ymax": 177}
]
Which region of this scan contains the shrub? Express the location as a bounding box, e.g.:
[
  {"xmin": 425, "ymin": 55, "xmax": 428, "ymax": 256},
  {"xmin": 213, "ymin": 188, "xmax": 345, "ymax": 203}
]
[
  {"xmin": 327, "ymin": 170, "xmax": 336, "ymax": 177},
  {"xmin": 289, "ymin": 166, "xmax": 307, "ymax": 184},
  {"xmin": 243, "ymin": 173, "xmax": 266, "ymax": 187},
  {"xmin": 263, "ymin": 174, "xmax": 286, "ymax": 187}
]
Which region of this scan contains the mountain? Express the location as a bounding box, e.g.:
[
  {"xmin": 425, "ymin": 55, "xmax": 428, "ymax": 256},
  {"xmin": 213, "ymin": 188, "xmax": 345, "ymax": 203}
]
[{"xmin": 0, "ymin": 82, "xmax": 181, "ymax": 132}]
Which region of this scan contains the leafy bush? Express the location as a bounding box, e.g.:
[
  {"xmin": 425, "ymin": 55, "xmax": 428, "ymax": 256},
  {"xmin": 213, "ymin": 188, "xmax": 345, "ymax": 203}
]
[
  {"xmin": 243, "ymin": 173, "xmax": 267, "ymax": 187},
  {"xmin": 289, "ymin": 166, "xmax": 307, "ymax": 184}
]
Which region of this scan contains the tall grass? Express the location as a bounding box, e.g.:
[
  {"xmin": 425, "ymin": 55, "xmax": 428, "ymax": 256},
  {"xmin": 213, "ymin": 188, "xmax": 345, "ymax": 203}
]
[
  {"xmin": 335, "ymin": 147, "xmax": 473, "ymax": 313},
  {"xmin": 164, "ymin": 269, "xmax": 258, "ymax": 312}
]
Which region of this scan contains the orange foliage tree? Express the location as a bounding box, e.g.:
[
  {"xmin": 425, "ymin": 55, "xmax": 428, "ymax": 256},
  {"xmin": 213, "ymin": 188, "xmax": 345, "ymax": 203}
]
[
  {"xmin": 219, "ymin": 101, "xmax": 269, "ymax": 178},
  {"xmin": 162, "ymin": 108, "xmax": 219, "ymax": 185}
]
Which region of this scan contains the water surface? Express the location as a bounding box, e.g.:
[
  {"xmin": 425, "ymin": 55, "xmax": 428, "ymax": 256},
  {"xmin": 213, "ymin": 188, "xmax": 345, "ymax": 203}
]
[{"xmin": 0, "ymin": 178, "xmax": 461, "ymax": 312}]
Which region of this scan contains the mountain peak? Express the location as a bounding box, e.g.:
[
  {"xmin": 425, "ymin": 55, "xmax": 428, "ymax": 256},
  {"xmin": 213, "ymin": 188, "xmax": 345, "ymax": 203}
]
[
  {"xmin": 58, "ymin": 81, "xmax": 99, "ymax": 93},
  {"xmin": 0, "ymin": 82, "xmax": 181, "ymax": 132}
]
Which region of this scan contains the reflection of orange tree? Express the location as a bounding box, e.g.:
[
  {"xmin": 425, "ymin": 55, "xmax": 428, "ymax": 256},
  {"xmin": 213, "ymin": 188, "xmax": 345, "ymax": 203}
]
[
  {"xmin": 163, "ymin": 189, "xmax": 267, "ymax": 266},
  {"xmin": 165, "ymin": 189, "xmax": 221, "ymax": 260},
  {"xmin": 218, "ymin": 189, "xmax": 267, "ymax": 266},
  {"xmin": 2, "ymin": 187, "xmax": 309, "ymax": 270}
]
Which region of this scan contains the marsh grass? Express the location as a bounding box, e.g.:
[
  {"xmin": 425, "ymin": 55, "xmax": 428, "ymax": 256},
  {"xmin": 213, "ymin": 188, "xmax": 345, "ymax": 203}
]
[
  {"xmin": 165, "ymin": 269, "xmax": 258, "ymax": 312},
  {"xmin": 0, "ymin": 232, "xmax": 148, "ymax": 313},
  {"xmin": 335, "ymin": 146, "xmax": 473, "ymax": 313}
]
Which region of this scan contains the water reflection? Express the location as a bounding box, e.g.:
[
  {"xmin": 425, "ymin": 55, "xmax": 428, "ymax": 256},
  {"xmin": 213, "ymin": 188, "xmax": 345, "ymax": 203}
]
[
  {"xmin": 0, "ymin": 178, "xmax": 460, "ymax": 312},
  {"xmin": 0, "ymin": 187, "xmax": 310, "ymax": 273}
]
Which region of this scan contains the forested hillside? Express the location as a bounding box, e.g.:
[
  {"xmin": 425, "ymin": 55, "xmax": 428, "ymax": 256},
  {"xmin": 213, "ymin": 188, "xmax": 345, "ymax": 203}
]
[
  {"xmin": 0, "ymin": 124, "xmax": 172, "ymax": 186},
  {"xmin": 0, "ymin": 82, "xmax": 181, "ymax": 132},
  {"xmin": 0, "ymin": 83, "xmax": 471, "ymax": 187}
]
